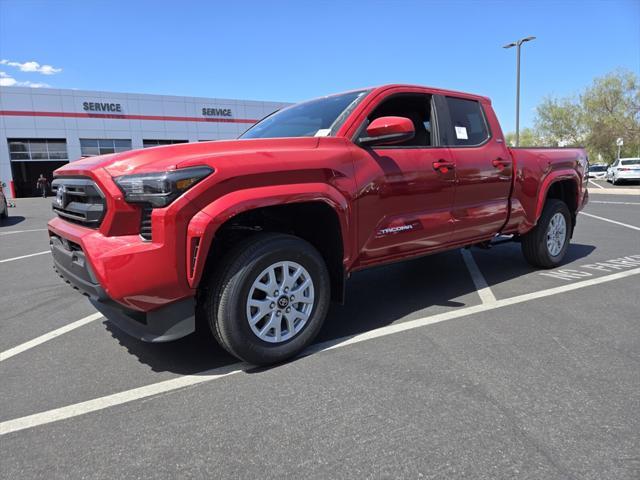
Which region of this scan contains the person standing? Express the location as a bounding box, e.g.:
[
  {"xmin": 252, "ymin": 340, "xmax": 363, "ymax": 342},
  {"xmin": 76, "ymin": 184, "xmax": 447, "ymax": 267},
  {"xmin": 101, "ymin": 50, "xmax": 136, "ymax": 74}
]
[{"xmin": 36, "ymin": 174, "xmax": 49, "ymax": 198}]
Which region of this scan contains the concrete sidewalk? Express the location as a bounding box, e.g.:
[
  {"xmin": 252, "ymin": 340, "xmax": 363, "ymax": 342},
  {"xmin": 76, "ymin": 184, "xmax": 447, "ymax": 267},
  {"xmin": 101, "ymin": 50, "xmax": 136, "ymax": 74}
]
[{"xmin": 588, "ymin": 188, "xmax": 640, "ymax": 195}]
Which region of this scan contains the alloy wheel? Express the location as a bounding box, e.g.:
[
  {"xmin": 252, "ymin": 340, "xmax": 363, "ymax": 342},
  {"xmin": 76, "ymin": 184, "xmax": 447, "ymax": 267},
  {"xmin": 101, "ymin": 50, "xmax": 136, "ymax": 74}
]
[
  {"xmin": 246, "ymin": 261, "xmax": 315, "ymax": 343},
  {"xmin": 546, "ymin": 212, "xmax": 567, "ymax": 257}
]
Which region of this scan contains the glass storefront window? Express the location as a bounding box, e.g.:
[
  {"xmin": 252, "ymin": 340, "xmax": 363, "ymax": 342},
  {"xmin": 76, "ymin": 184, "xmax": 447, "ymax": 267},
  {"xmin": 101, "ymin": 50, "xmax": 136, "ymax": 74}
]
[
  {"xmin": 80, "ymin": 139, "xmax": 132, "ymax": 156},
  {"xmin": 7, "ymin": 139, "xmax": 68, "ymax": 161}
]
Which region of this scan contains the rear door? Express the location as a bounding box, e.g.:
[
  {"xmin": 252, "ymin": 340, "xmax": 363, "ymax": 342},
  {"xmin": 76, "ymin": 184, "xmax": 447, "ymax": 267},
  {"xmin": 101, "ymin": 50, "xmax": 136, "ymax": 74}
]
[{"xmin": 439, "ymin": 96, "xmax": 513, "ymax": 243}]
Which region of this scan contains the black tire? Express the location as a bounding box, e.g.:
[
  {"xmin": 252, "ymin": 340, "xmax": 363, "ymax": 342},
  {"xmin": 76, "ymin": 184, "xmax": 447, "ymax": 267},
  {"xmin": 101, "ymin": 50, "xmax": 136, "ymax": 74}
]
[
  {"xmin": 521, "ymin": 199, "xmax": 572, "ymax": 269},
  {"xmin": 202, "ymin": 233, "xmax": 331, "ymax": 365}
]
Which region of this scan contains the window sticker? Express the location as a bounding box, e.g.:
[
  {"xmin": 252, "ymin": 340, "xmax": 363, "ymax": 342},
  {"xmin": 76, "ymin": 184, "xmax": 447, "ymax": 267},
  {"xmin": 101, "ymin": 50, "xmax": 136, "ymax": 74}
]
[
  {"xmin": 455, "ymin": 126, "xmax": 468, "ymax": 140},
  {"xmin": 314, "ymin": 129, "xmax": 332, "ymax": 137}
]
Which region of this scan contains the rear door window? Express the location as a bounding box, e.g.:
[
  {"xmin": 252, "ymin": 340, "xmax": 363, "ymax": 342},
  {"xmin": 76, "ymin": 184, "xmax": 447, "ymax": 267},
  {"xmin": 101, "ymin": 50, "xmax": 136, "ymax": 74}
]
[{"xmin": 443, "ymin": 97, "xmax": 490, "ymax": 146}]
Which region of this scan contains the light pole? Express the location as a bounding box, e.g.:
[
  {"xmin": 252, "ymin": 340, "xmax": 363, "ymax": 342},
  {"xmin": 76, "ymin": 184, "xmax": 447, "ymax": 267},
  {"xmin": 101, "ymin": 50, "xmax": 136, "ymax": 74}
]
[
  {"xmin": 616, "ymin": 137, "xmax": 623, "ymax": 160},
  {"xmin": 503, "ymin": 36, "xmax": 536, "ymax": 147}
]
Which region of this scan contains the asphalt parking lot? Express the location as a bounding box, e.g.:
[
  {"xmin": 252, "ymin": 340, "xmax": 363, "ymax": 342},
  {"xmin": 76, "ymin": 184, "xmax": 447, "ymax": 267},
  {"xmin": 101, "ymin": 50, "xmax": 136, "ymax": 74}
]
[{"xmin": 1, "ymin": 192, "xmax": 639, "ymax": 479}]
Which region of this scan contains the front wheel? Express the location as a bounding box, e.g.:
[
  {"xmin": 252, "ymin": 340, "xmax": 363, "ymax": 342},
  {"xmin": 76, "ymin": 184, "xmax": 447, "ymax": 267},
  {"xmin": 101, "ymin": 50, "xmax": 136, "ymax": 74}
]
[
  {"xmin": 202, "ymin": 233, "xmax": 331, "ymax": 365},
  {"xmin": 521, "ymin": 199, "xmax": 572, "ymax": 268}
]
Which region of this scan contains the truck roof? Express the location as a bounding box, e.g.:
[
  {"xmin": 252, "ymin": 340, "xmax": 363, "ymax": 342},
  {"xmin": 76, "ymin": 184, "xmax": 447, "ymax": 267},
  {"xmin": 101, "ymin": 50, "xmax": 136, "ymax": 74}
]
[
  {"xmin": 281, "ymin": 85, "xmax": 492, "ymax": 110},
  {"xmin": 365, "ymin": 84, "xmax": 492, "ymax": 104}
]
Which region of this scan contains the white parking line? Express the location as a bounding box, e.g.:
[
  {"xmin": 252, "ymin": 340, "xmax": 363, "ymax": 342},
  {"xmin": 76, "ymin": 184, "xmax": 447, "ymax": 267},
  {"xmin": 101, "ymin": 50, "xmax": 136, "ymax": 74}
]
[
  {"xmin": 0, "ymin": 364, "xmax": 246, "ymax": 436},
  {"xmin": 0, "ymin": 313, "xmax": 103, "ymax": 362},
  {"xmin": 2, "ymin": 266, "xmax": 638, "ymax": 436},
  {"xmin": 0, "ymin": 228, "xmax": 48, "ymax": 236},
  {"xmin": 579, "ymin": 212, "xmax": 640, "ymax": 231},
  {"xmin": 590, "ymin": 200, "xmax": 640, "ymax": 205},
  {"xmin": 588, "ymin": 179, "xmax": 605, "ymax": 189},
  {"xmin": 461, "ymin": 249, "xmax": 496, "ymax": 304},
  {"xmin": 0, "ymin": 251, "xmax": 50, "ymax": 263}
]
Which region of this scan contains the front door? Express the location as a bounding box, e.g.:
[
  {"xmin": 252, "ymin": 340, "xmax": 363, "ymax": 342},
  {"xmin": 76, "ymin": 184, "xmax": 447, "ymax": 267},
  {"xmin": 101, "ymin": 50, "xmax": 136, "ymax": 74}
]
[{"xmin": 350, "ymin": 92, "xmax": 456, "ymax": 266}]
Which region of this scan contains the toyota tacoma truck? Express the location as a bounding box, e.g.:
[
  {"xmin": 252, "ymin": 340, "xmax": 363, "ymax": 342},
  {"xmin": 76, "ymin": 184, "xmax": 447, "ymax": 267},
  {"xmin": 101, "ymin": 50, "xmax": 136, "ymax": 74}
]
[{"xmin": 49, "ymin": 85, "xmax": 588, "ymax": 365}]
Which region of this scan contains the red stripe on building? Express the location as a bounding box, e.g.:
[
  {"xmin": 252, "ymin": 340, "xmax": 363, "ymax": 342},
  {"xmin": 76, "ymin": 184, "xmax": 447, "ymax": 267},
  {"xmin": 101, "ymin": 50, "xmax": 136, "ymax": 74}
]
[{"xmin": 0, "ymin": 110, "xmax": 258, "ymax": 124}]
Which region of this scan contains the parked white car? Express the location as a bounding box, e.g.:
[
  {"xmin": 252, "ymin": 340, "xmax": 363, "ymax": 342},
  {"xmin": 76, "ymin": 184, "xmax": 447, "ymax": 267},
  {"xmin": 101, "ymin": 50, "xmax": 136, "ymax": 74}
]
[
  {"xmin": 587, "ymin": 164, "xmax": 608, "ymax": 179},
  {"xmin": 606, "ymin": 158, "xmax": 640, "ymax": 185}
]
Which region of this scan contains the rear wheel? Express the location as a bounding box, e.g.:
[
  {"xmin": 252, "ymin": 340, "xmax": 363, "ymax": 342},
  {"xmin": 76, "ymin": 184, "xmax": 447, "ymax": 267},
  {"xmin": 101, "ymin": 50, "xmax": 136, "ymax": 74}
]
[
  {"xmin": 521, "ymin": 199, "xmax": 571, "ymax": 268},
  {"xmin": 202, "ymin": 233, "xmax": 331, "ymax": 365}
]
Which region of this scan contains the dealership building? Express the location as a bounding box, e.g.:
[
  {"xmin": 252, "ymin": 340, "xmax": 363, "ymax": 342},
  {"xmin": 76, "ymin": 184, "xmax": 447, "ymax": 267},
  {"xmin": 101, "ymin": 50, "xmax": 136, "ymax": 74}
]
[{"xmin": 0, "ymin": 86, "xmax": 289, "ymax": 197}]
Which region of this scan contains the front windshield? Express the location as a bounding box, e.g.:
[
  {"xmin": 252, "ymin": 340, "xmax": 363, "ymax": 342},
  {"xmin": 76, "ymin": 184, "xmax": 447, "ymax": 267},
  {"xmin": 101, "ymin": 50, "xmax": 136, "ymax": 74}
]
[{"xmin": 240, "ymin": 90, "xmax": 370, "ymax": 139}]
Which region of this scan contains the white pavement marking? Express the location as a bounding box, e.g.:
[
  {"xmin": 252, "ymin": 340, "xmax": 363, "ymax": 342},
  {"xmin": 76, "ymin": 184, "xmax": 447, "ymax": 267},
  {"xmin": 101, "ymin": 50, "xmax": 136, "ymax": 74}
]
[
  {"xmin": 579, "ymin": 212, "xmax": 640, "ymax": 231},
  {"xmin": 590, "ymin": 200, "xmax": 640, "ymax": 205},
  {"xmin": 0, "ymin": 313, "xmax": 104, "ymax": 362},
  {"xmin": 588, "ymin": 179, "xmax": 605, "ymax": 189},
  {"xmin": 2, "ymin": 267, "xmax": 639, "ymax": 436},
  {"xmin": 0, "ymin": 251, "xmax": 50, "ymax": 263},
  {"xmin": 589, "ymin": 200, "xmax": 640, "ymax": 205},
  {"xmin": 0, "ymin": 228, "xmax": 48, "ymax": 236},
  {"xmin": 460, "ymin": 249, "xmax": 496, "ymax": 304},
  {"xmin": 0, "ymin": 364, "xmax": 246, "ymax": 436}
]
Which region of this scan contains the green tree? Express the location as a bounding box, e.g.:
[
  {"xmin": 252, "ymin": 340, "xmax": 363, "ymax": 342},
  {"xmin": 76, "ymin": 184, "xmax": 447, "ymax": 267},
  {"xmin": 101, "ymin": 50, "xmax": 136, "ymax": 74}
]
[
  {"xmin": 581, "ymin": 69, "xmax": 640, "ymax": 162},
  {"xmin": 528, "ymin": 69, "xmax": 640, "ymax": 163},
  {"xmin": 534, "ymin": 96, "xmax": 585, "ymax": 147},
  {"xmin": 505, "ymin": 127, "xmax": 542, "ymax": 147}
]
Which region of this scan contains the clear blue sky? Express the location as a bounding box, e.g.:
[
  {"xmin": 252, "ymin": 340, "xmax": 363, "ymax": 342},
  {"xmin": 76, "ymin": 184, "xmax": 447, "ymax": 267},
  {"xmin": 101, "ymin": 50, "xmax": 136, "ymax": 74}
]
[{"xmin": 1, "ymin": 0, "xmax": 638, "ymax": 132}]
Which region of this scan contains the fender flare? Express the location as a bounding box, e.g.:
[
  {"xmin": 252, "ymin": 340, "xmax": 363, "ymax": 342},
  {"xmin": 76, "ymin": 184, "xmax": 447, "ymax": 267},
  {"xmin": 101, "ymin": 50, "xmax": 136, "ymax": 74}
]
[
  {"xmin": 185, "ymin": 183, "xmax": 352, "ymax": 288},
  {"xmin": 534, "ymin": 170, "xmax": 582, "ymax": 223}
]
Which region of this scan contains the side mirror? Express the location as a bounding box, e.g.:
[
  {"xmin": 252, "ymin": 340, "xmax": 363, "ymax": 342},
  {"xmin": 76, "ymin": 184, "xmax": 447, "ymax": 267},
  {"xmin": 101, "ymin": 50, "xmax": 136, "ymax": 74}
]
[{"xmin": 359, "ymin": 116, "xmax": 415, "ymax": 146}]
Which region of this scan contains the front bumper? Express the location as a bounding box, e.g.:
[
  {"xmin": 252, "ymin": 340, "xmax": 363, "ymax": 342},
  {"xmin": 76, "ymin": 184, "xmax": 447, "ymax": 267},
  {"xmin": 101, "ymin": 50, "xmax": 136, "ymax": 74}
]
[
  {"xmin": 50, "ymin": 227, "xmax": 196, "ymax": 342},
  {"xmin": 89, "ymin": 297, "xmax": 195, "ymax": 342},
  {"xmin": 48, "ymin": 213, "xmax": 195, "ymax": 311},
  {"xmin": 50, "ymin": 234, "xmax": 107, "ymax": 299}
]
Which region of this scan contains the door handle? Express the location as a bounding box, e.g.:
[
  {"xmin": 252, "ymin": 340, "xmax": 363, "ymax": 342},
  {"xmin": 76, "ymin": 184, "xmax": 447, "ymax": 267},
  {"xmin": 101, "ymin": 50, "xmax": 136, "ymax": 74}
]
[
  {"xmin": 432, "ymin": 160, "xmax": 455, "ymax": 173},
  {"xmin": 492, "ymin": 158, "xmax": 512, "ymax": 170}
]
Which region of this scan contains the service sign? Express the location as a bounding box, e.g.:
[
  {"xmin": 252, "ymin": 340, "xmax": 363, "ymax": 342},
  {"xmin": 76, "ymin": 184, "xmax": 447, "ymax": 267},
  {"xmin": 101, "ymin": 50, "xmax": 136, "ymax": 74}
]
[
  {"xmin": 82, "ymin": 101, "xmax": 123, "ymax": 113},
  {"xmin": 202, "ymin": 107, "xmax": 232, "ymax": 117}
]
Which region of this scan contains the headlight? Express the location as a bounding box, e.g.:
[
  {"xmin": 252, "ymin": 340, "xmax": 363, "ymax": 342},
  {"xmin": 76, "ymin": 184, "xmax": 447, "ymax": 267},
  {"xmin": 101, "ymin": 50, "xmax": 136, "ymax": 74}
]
[{"xmin": 115, "ymin": 166, "xmax": 213, "ymax": 207}]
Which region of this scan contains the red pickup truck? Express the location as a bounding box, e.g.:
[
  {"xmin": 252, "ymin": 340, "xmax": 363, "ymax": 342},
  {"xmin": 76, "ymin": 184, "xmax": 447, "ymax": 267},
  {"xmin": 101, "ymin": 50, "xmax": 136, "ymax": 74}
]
[{"xmin": 49, "ymin": 85, "xmax": 588, "ymax": 365}]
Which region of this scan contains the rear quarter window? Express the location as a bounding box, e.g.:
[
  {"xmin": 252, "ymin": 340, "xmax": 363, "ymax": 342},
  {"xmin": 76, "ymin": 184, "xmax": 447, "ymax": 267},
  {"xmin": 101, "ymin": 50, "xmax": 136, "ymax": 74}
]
[{"xmin": 444, "ymin": 97, "xmax": 489, "ymax": 146}]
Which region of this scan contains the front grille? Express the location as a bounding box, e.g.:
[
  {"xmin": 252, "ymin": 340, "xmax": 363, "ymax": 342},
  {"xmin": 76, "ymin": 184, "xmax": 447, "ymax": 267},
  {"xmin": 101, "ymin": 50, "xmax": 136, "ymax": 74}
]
[
  {"xmin": 51, "ymin": 177, "xmax": 106, "ymax": 228},
  {"xmin": 140, "ymin": 205, "xmax": 153, "ymax": 241}
]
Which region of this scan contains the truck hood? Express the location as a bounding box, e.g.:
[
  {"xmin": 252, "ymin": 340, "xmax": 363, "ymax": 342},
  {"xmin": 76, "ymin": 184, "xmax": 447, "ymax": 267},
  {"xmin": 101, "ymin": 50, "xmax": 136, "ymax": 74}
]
[{"xmin": 55, "ymin": 137, "xmax": 320, "ymax": 177}]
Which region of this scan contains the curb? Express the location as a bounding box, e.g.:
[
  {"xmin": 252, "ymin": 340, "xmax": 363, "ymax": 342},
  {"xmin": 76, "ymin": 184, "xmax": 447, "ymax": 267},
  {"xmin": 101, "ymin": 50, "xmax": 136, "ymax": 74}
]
[{"xmin": 588, "ymin": 188, "xmax": 640, "ymax": 196}]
